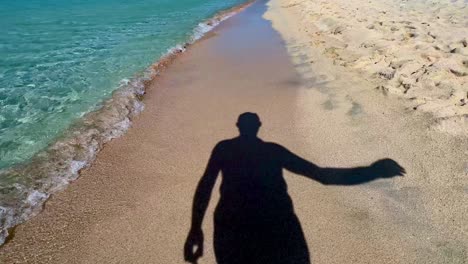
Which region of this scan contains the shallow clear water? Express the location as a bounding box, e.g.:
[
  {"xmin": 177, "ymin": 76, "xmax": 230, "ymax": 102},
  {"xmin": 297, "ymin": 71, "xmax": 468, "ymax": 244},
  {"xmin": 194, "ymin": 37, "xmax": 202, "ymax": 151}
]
[
  {"xmin": 0, "ymin": 0, "xmax": 247, "ymax": 244},
  {"xmin": 0, "ymin": 0, "xmax": 246, "ymax": 170}
]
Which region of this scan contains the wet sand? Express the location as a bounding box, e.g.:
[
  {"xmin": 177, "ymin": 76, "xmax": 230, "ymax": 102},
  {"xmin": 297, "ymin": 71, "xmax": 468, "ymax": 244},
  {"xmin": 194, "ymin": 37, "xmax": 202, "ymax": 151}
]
[{"xmin": 1, "ymin": 0, "xmax": 467, "ymax": 263}]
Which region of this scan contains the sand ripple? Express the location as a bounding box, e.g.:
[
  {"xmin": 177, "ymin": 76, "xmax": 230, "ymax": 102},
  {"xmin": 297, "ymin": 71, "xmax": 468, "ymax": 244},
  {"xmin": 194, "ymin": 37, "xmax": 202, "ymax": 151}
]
[{"xmin": 280, "ymin": 0, "xmax": 467, "ymax": 134}]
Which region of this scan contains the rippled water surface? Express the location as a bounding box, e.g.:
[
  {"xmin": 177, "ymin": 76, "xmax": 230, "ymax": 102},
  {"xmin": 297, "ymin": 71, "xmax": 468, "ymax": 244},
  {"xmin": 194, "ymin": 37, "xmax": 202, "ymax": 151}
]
[{"xmin": 0, "ymin": 0, "xmax": 246, "ymax": 170}]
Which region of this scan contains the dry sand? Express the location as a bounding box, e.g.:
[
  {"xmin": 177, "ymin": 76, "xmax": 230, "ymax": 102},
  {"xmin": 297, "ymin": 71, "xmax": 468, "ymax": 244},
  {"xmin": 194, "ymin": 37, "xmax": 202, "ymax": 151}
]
[
  {"xmin": 265, "ymin": 0, "xmax": 468, "ymax": 135},
  {"xmin": 1, "ymin": 0, "xmax": 467, "ymax": 263}
]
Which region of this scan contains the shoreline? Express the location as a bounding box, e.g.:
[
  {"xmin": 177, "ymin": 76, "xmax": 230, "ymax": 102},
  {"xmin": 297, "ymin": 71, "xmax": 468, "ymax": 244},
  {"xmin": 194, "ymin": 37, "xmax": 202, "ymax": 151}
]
[
  {"xmin": 1, "ymin": 0, "xmax": 467, "ymax": 262},
  {"xmin": 0, "ymin": 1, "xmax": 253, "ymax": 246},
  {"xmin": 1, "ymin": 1, "xmax": 309, "ymax": 260}
]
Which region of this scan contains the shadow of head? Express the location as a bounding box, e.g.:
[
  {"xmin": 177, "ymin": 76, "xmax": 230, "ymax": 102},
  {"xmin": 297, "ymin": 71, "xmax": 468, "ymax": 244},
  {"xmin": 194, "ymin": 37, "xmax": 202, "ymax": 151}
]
[
  {"xmin": 236, "ymin": 112, "xmax": 262, "ymax": 137},
  {"xmin": 185, "ymin": 111, "xmax": 407, "ymax": 264}
]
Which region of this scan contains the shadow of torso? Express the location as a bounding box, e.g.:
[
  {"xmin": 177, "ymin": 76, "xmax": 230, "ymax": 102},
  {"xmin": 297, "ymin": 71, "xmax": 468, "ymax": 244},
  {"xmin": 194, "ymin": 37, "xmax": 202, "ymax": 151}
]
[{"xmin": 213, "ymin": 137, "xmax": 310, "ymax": 264}]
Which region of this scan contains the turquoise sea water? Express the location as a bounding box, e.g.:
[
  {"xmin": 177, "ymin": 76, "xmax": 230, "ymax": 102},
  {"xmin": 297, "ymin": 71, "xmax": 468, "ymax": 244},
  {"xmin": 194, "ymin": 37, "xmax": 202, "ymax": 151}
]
[
  {"xmin": 0, "ymin": 0, "xmax": 247, "ymax": 244},
  {"xmin": 0, "ymin": 0, "xmax": 245, "ymax": 169}
]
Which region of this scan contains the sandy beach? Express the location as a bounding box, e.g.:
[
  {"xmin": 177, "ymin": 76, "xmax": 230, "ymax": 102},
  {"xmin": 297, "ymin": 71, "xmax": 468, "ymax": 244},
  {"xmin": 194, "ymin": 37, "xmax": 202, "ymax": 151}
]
[
  {"xmin": 265, "ymin": 0, "xmax": 468, "ymax": 135},
  {"xmin": 1, "ymin": 0, "xmax": 467, "ymax": 263}
]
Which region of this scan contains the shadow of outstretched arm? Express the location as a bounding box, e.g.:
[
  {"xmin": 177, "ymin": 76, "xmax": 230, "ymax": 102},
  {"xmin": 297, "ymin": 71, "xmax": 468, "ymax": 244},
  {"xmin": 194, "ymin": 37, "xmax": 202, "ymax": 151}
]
[
  {"xmin": 184, "ymin": 146, "xmax": 221, "ymax": 263},
  {"xmin": 184, "ymin": 141, "xmax": 406, "ymax": 263},
  {"xmin": 282, "ymin": 148, "xmax": 405, "ymax": 185}
]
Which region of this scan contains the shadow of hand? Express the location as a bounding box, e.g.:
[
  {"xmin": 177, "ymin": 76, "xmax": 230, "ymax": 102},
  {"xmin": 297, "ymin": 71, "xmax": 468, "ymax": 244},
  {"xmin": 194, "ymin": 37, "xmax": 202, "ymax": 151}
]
[
  {"xmin": 184, "ymin": 228, "xmax": 204, "ymax": 263},
  {"xmin": 370, "ymin": 158, "xmax": 406, "ymax": 178}
]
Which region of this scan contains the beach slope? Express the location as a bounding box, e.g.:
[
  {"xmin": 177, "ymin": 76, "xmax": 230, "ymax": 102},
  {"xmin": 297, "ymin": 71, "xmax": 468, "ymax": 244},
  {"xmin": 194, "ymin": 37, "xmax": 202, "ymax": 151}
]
[{"xmin": 1, "ymin": 0, "xmax": 467, "ymax": 263}]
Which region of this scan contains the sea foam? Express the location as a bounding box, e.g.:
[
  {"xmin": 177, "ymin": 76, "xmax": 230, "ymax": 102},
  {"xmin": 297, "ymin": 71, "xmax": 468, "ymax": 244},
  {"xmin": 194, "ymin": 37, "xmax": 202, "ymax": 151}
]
[{"xmin": 0, "ymin": 1, "xmax": 251, "ymax": 246}]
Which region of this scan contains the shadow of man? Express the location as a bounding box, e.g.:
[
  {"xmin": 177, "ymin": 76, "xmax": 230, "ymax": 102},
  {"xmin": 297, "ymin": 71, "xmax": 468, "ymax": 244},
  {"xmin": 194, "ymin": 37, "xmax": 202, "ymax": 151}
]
[{"xmin": 184, "ymin": 112, "xmax": 405, "ymax": 264}]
